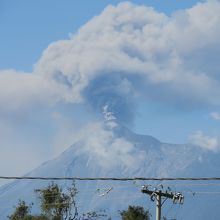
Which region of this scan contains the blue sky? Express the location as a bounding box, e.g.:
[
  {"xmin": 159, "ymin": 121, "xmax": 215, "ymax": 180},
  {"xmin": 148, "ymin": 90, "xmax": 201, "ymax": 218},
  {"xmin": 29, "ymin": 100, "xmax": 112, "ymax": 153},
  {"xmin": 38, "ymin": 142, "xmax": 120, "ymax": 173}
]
[
  {"xmin": 0, "ymin": 0, "xmax": 220, "ymax": 177},
  {"xmin": 0, "ymin": 0, "xmax": 202, "ymax": 72}
]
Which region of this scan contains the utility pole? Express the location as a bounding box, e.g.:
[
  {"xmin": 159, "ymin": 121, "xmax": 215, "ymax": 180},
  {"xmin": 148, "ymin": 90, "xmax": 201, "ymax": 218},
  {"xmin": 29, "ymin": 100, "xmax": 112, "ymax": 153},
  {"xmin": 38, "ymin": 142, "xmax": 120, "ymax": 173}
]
[
  {"xmin": 141, "ymin": 185, "xmax": 184, "ymax": 220},
  {"xmin": 156, "ymin": 190, "xmax": 161, "ymax": 220}
]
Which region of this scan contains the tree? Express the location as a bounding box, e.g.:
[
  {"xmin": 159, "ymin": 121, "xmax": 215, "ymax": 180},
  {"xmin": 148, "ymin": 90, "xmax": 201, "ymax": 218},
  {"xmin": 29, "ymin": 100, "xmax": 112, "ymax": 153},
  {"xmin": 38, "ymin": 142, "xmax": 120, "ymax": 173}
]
[
  {"xmin": 35, "ymin": 182, "xmax": 78, "ymax": 220},
  {"xmin": 8, "ymin": 200, "xmax": 48, "ymax": 220},
  {"xmin": 120, "ymin": 205, "xmax": 150, "ymax": 220},
  {"xmin": 8, "ymin": 182, "xmax": 108, "ymax": 220},
  {"xmin": 8, "ymin": 200, "xmax": 31, "ymax": 220}
]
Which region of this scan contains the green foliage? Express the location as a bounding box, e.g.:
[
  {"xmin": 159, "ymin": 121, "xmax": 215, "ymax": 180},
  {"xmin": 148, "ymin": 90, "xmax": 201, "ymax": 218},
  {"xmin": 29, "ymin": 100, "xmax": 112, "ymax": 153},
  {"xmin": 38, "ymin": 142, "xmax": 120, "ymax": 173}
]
[
  {"xmin": 120, "ymin": 205, "xmax": 150, "ymax": 220},
  {"xmin": 8, "ymin": 201, "xmax": 48, "ymax": 220},
  {"xmin": 35, "ymin": 182, "xmax": 78, "ymax": 219},
  {"xmin": 8, "ymin": 182, "xmax": 109, "ymax": 220},
  {"xmin": 8, "ymin": 200, "xmax": 31, "ymax": 220}
]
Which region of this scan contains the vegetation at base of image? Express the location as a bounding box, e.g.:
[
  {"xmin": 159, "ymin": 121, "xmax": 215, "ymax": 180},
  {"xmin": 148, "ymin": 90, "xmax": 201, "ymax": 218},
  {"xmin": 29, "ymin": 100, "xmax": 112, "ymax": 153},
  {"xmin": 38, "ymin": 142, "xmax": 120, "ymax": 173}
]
[
  {"xmin": 8, "ymin": 182, "xmax": 173, "ymax": 220},
  {"xmin": 8, "ymin": 182, "xmax": 107, "ymax": 220},
  {"xmin": 119, "ymin": 205, "xmax": 150, "ymax": 220}
]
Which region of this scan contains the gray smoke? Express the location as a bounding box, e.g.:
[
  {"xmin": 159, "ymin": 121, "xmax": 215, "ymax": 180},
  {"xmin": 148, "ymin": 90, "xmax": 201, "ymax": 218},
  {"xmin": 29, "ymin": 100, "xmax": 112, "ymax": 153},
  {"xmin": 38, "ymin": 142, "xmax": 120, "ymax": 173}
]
[
  {"xmin": 2, "ymin": 1, "xmax": 220, "ymax": 121},
  {"xmin": 83, "ymin": 73, "xmax": 138, "ymax": 125}
]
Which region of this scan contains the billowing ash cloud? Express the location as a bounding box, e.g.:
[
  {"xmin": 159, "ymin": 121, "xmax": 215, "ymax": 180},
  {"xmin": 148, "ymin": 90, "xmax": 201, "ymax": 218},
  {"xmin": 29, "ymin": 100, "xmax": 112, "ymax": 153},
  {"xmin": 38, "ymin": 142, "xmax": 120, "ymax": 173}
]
[
  {"xmin": 83, "ymin": 73, "xmax": 138, "ymax": 125},
  {"xmin": 1, "ymin": 1, "xmax": 220, "ymax": 123}
]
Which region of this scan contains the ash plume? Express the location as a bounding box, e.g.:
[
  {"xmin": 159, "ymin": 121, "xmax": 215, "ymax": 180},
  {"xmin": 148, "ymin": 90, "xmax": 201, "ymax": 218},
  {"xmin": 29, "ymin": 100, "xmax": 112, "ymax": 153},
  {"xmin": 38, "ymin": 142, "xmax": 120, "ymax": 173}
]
[{"xmin": 1, "ymin": 1, "xmax": 220, "ymax": 120}]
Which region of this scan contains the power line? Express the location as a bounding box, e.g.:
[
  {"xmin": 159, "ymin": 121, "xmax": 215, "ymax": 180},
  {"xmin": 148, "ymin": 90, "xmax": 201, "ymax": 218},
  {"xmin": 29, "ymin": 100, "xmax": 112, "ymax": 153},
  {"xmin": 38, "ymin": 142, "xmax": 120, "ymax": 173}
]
[
  {"xmin": 1, "ymin": 176, "xmax": 220, "ymax": 181},
  {"xmin": 159, "ymin": 182, "xmax": 220, "ymax": 186},
  {"xmin": 141, "ymin": 185, "xmax": 184, "ymax": 220},
  {"xmin": 184, "ymin": 191, "xmax": 220, "ymax": 194}
]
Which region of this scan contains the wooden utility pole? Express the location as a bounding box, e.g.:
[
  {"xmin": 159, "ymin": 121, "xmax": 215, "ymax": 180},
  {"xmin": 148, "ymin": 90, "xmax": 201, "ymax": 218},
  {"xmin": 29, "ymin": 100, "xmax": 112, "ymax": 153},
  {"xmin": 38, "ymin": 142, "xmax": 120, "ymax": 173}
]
[
  {"xmin": 141, "ymin": 186, "xmax": 184, "ymax": 220},
  {"xmin": 156, "ymin": 191, "xmax": 162, "ymax": 220}
]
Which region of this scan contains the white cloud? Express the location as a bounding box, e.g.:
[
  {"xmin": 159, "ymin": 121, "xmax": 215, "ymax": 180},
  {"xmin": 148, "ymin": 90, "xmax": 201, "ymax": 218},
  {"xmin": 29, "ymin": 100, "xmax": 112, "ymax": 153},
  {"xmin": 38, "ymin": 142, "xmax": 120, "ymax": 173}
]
[
  {"xmin": 210, "ymin": 112, "xmax": 220, "ymax": 120},
  {"xmin": 1, "ymin": 1, "xmax": 220, "ymax": 114},
  {"xmin": 0, "ymin": 69, "xmax": 54, "ymax": 112},
  {"xmin": 33, "ymin": 0, "xmax": 220, "ymax": 109},
  {"xmin": 0, "ymin": 68, "xmax": 80, "ymax": 113},
  {"xmin": 189, "ymin": 130, "xmax": 219, "ymax": 152},
  {"xmin": 70, "ymin": 121, "xmax": 145, "ymax": 171}
]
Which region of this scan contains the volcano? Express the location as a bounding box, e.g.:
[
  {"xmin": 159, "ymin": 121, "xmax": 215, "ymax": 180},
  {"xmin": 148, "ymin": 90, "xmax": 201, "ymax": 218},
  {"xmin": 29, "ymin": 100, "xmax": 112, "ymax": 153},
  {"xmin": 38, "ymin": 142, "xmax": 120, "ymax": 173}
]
[{"xmin": 0, "ymin": 117, "xmax": 220, "ymax": 219}]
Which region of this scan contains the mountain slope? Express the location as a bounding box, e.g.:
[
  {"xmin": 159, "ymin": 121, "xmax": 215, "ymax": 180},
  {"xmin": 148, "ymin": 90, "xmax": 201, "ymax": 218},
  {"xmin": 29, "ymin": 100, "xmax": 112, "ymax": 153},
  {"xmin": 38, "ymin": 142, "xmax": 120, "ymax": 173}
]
[{"xmin": 0, "ymin": 122, "xmax": 219, "ymax": 219}]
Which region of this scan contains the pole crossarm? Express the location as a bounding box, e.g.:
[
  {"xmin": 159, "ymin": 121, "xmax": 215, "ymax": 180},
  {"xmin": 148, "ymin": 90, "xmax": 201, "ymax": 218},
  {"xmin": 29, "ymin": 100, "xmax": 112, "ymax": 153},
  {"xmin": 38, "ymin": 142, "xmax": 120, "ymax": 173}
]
[
  {"xmin": 141, "ymin": 186, "xmax": 184, "ymax": 204},
  {"xmin": 141, "ymin": 188, "xmax": 174, "ymax": 200},
  {"xmin": 141, "ymin": 185, "xmax": 184, "ymax": 220}
]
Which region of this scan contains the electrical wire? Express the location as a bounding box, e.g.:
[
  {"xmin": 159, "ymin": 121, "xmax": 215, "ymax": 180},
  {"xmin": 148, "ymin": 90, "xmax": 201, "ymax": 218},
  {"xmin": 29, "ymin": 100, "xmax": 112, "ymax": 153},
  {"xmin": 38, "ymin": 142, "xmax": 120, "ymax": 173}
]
[
  {"xmin": 172, "ymin": 203, "xmax": 181, "ymax": 220},
  {"xmin": 163, "ymin": 202, "xmax": 174, "ymax": 219},
  {"xmin": 156, "ymin": 182, "xmax": 220, "ymax": 187},
  {"xmin": 184, "ymin": 191, "xmax": 220, "ymax": 194},
  {"xmin": 1, "ymin": 176, "xmax": 220, "ymax": 181},
  {"xmin": 0, "ymin": 194, "xmax": 146, "ymax": 209}
]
